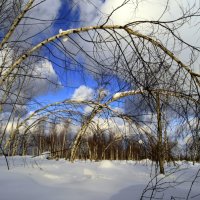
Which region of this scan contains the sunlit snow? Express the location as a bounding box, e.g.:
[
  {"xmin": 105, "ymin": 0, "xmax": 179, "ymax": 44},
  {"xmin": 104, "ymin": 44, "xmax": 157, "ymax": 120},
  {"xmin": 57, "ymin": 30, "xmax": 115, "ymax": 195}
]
[{"xmin": 0, "ymin": 156, "xmax": 200, "ymax": 200}]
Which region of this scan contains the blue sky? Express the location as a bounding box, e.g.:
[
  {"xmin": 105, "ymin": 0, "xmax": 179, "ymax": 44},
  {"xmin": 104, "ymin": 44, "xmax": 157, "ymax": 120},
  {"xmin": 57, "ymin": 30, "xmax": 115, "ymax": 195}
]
[
  {"xmin": 34, "ymin": 1, "xmax": 97, "ymax": 105},
  {"xmin": 31, "ymin": 0, "xmax": 200, "ymax": 111},
  {"xmin": 33, "ymin": 0, "xmax": 130, "ymax": 108}
]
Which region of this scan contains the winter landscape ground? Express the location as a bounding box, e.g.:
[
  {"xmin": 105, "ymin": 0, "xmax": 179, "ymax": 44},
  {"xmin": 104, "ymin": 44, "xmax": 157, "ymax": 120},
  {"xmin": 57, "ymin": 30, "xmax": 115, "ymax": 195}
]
[{"xmin": 0, "ymin": 156, "xmax": 200, "ymax": 200}]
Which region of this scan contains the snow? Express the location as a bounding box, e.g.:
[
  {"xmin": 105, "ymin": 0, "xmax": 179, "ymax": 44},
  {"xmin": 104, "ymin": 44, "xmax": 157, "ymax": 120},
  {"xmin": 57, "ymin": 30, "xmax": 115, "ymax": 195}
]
[
  {"xmin": 59, "ymin": 29, "xmax": 68, "ymax": 42},
  {"xmin": 0, "ymin": 157, "xmax": 200, "ymax": 200},
  {"xmin": 112, "ymin": 92, "xmax": 122, "ymax": 99},
  {"xmin": 112, "ymin": 88, "xmax": 143, "ymax": 101},
  {"xmin": 99, "ymin": 160, "xmax": 115, "ymax": 169},
  {"xmin": 138, "ymin": 139, "xmax": 143, "ymax": 144},
  {"xmin": 40, "ymin": 151, "xmax": 51, "ymax": 159}
]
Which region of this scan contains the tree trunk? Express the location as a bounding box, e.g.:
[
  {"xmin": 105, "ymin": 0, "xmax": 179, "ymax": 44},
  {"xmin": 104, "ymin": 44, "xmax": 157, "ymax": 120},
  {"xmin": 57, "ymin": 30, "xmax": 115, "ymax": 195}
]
[{"xmin": 156, "ymin": 93, "xmax": 165, "ymax": 174}]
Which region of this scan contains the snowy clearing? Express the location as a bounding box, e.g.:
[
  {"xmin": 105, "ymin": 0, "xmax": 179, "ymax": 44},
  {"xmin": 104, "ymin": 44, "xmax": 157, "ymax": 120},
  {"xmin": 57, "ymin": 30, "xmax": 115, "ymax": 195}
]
[{"xmin": 0, "ymin": 157, "xmax": 200, "ymax": 200}]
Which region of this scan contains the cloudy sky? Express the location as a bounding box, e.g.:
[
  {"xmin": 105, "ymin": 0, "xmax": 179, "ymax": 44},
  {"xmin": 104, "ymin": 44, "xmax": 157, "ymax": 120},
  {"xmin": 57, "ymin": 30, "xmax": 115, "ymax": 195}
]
[
  {"xmin": 35, "ymin": 0, "xmax": 162, "ymax": 102},
  {"xmin": 1, "ymin": 0, "xmax": 199, "ymax": 134},
  {"xmin": 32, "ymin": 0, "xmax": 199, "ymax": 104}
]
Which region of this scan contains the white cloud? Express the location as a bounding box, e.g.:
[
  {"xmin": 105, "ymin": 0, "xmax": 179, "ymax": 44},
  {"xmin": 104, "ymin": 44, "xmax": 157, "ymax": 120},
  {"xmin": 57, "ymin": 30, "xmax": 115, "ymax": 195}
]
[
  {"xmin": 0, "ymin": 112, "xmax": 26, "ymax": 135},
  {"xmin": 31, "ymin": 0, "xmax": 62, "ymax": 20},
  {"xmin": 68, "ymin": 1, "xmax": 169, "ymax": 77},
  {"xmin": 0, "ymin": 47, "xmax": 60, "ymax": 115},
  {"xmin": 69, "ymin": 123, "xmax": 80, "ymax": 136},
  {"xmin": 84, "ymin": 105, "xmax": 95, "ymax": 114},
  {"xmin": 113, "ymin": 107, "xmax": 124, "ymax": 114},
  {"xmin": 72, "ymin": 0, "xmax": 103, "ymax": 24},
  {"xmin": 86, "ymin": 115, "xmax": 135, "ymax": 136},
  {"xmin": 0, "ymin": 47, "xmax": 13, "ymax": 69},
  {"xmin": 0, "ymin": 0, "xmax": 63, "ymax": 116},
  {"xmin": 2, "ymin": 0, "xmax": 62, "ymax": 44},
  {"xmin": 74, "ymin": 0, "xmax": 199, "ymax": 26},
  {"xmin": 71, "ymin": 85, "xmax": 94, "ymax": 101},
  {"xmin": 0, "ymin": 0, "xmax": 62, "ymax": 113},
  {"xmin": 24, "ymin": 59, "xmax": 60, "ymax": 97},
  {"xmin": 69, "ymin": 0, "xmax": 200, "ymax": 85},
  {"xmin": 73, "ymin": 0, "xmax": 170, "ymax": 26}
]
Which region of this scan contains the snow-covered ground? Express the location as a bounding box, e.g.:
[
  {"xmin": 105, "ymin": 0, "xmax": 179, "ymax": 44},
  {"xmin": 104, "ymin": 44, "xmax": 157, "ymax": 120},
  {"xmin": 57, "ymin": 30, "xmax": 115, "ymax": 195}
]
[{"xmin": 0, "ymin": 156, "xmax": 200, "ymax": 200}]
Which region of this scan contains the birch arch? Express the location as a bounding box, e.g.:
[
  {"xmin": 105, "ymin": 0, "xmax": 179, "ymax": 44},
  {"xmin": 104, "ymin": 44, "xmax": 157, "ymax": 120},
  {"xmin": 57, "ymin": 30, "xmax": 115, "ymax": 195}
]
[{"xmin": 4, "ymin": 87, "xmax": 198, "ymax": 173}]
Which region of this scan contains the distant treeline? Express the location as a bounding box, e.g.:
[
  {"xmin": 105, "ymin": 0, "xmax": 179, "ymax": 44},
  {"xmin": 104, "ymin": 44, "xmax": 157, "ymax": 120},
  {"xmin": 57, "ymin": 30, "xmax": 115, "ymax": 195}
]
[{"xmin": 2, "ymin": 121, "xmax": 199, "ymax": 163}]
